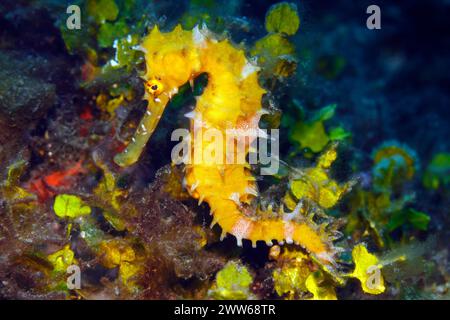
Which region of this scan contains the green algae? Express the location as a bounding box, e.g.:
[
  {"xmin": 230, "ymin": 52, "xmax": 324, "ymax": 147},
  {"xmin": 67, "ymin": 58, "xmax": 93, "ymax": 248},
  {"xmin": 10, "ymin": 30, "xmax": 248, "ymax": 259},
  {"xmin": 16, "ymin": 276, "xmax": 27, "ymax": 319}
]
[
  {"xmin": 54, "ymin": 194, "xmax": 91, "ymax": 219},
  {"xmin": 289, "ymin": 104, "xmax": 350, "ymax": 153},
  {"xmin": 265, "ymin": 2, "xmax": 300, "ymax": 35},
  {"xmin": 87, "ymin": 0, "xmax": 119, "ymax": 24},
  {"xmin": 423, "ymin": 152, "xmax": 450, "ymax": 190}
]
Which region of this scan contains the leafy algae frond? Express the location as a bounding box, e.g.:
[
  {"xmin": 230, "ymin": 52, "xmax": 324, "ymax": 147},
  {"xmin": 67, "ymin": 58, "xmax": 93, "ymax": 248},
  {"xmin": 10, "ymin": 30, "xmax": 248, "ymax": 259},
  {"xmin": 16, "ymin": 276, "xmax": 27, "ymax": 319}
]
[{"xmin": 208, "ymin": 261, "xmax": 255, "ymax": 300}]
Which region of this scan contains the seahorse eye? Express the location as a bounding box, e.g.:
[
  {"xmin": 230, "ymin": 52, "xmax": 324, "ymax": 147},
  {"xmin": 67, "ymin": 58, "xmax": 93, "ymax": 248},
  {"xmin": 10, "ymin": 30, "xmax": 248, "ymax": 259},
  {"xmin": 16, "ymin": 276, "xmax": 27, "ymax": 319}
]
[{"xmin": 145, "ymin": 79, "xmax": 164, "ymax": 96}]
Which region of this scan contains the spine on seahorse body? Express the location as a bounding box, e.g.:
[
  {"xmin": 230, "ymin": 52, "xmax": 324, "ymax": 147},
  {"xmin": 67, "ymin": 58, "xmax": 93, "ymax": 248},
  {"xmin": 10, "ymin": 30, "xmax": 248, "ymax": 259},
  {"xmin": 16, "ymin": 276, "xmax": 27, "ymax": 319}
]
[
  {"xmin": 185, "ymin": 163, "xmax": 334, "ymax": 263},
  {"xmin": 114, "ymin": 25, "xmax": 336, "ymax": 265}
]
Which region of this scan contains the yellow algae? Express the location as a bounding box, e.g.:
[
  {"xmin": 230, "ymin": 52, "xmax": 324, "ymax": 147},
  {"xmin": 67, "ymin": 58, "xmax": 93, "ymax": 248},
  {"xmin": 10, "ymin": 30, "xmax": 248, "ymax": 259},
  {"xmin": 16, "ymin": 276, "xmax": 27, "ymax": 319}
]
[
  {"xmin": 290, "ymin": 145, "xmax": 351, "ymax": 209},
  {"xmin": 209, "ymin": 261, "xmax": 254, "ymax": 300},
  {"xmin": 99, "ymin": 240, "xmax": 142, "ymax": 289},
  {"xmin": 48, "ymin": 244, "xmax": 76, "ymax": 273},
  {"xmin": 305, "ymin": 272, "xmax": 337, "ymax": 300},
  {"xmin": 272, "ymin": 250, "xmax": 311, "ymax": 299},
  {"xmin": 350, "ymin": 244, "xmax": 385, "ymax": 295}
]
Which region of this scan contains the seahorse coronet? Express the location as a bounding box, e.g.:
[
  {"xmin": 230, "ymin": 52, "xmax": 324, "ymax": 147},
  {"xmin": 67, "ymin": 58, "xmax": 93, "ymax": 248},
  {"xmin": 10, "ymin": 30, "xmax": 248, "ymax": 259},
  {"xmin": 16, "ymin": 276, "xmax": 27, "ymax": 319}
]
[{"xmin": 114, "ymin": 24, "xmax": 340, "ymax": 266}]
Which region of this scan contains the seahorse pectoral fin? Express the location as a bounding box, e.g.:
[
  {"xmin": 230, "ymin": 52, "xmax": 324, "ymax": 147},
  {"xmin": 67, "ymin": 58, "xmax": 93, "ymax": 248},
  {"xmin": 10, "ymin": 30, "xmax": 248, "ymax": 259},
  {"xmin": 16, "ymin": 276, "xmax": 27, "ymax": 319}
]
[{"xmin": 114, "ymin": 94, "xmax": 170, "ymax": 167}]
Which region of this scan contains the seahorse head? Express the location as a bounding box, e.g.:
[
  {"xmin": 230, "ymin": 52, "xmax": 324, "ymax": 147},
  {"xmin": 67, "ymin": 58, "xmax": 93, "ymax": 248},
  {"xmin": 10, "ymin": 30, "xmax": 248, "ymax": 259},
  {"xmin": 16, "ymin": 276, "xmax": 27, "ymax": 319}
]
[{"xmin": 141, "ymin": 25, "xmax": 201, "ymax": 100}]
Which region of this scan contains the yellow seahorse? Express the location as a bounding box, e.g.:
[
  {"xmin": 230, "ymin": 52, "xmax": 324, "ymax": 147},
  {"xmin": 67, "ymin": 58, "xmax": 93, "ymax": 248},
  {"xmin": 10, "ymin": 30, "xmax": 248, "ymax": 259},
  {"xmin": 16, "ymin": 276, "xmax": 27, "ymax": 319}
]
[{"xmin": 114, "ymin": 25, "xmax": 337, "ymax": 265}]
